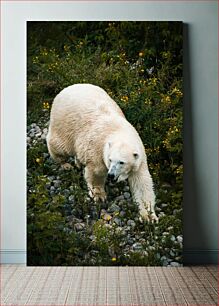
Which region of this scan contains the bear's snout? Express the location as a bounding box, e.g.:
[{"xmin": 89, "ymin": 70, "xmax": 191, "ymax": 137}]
[{"xmin": 107, "ymin": 172, "xmax": 117, "ymax": 182}]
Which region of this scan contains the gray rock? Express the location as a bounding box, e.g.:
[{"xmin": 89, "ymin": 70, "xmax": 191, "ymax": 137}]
[
  {"xmin": 31, "ymin": 123, "xmax": 37, "ymax": 128},
  {"xmin": 158, "ymin": 212, "xmax": 165, "ymax": 217},
  {"xmin": 170, "ymin": 235, "xmax": 176, "ymax": 242},
  {"xmin": 124, "ymin": 192, "xmax": 131, "ymax": 199},
  {"xmin": 170, "ymin": 261, "xmax": 181, "ymax": 267},
  {"xmin": 68, "ymin": 195, "xmax": 74, "ymax": 203},
  {"xmin": 43, "ymin": 153, "xmax": 49, "ymax": 158},
  {"xmin": 53, "ymin": 180, "xmax": 61, "ymax": 188},
  {"xmin": 161, "ymin": 203, "xmax": 168, "ymax": 208},
  {"xmin": 170, "ymin": 250, "xmax": 175, "ymax": 257},
  {"xmin": 177, "ymin": 235, "xmax": 183, "ymax": 243},
  {"xmin": 41, "ymin": 134, "xmax": 47, "ymax": 140},
  {"xmin": 27, "ymin": 137, "xmax": 31, "ymax": 143},
  {"xmin": 89, "ymin": 235, "xmax": 96, "ymax": 241},
  {"xmin": 167, "ymin": 226, "xmax": 174, "ymax": 231},
  {"xmin": 127, "ymin": 220, "xmax": 136, "ymax": 227},
  {"xmin": 29, "ymin": 133, "xmax": 35, "ymax": 138},
  {"xmin": 148, "ymin": 246, "xmax": 155, "ymax": 251},
  {"xmin": 35, "ymin": 132, "xmax": 42, "ymax": 138},
  {"xmin": 113, "ymin": 217, "xmax": 122, "ymax": 226},
  {"xmin": 133, "ymin": 242, "xmax": 143, "ymax": 250},
  {"xmin": 123, "ymin": 186, "xmax": 130, "ymax": 191},
  {"xmin": 109, "ymin": 203, "xmax": 121, "ymax": 212},
  {"xmin": 119, "ymin": 210, "xmax": 126, "ymax": 217},
  {"xmin": 50, "ymin": 186, "xmax": 55, "ymax": 191},
  {"xmin": 43, "ymin": 128, "xmax": 48, "ymax": 134},
  {"xmin": 74, "ymin": 223, "xmax": 85, "ymax": 231},
  {"xmin": 116, "ymin": 195, "xmax": 125, "ymax": 201},
  {"xmin": 63, "ymin": 189, "xmax": 70, "ymax": 196}
]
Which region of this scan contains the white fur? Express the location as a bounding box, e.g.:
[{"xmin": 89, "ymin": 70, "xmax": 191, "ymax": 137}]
[{"xmin": 47, "ymin": 84, "xmax": 158, "ymax": 222}]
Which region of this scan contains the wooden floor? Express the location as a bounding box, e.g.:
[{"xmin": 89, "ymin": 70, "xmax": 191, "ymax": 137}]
[{"xmin": 1, "ymin": 265, "xmax": 218, "ymax": 305}]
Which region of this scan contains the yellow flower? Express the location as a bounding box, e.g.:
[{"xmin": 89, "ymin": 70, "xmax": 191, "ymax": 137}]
[
  {"xmin": 161, "ymin": 95, "xmax": 171, "ymax": 104},
  {"xmin": 64, "ymin": 45, "xmax": 70, "ymax": 51},
  {"xmin": 111, "ymin": 257, "xmax": 117, "ymax": 262},
  {"xmin": 120, "ymin": 95, "xmax": 129, "ymax": 102},
  {"xmin": 172, "ymin": 87, "xmax": 183, "ymax": 97},
  {"xmin": 36, "ymin": 158, "xmax": 41, "ymax": 164},
  {"xmin": 43, "ymin": 102, "xmax": 50, "ymax": 110},
  {"xmin": 139, "ymin": 52, "xmax": 144, "ymax": 57}
]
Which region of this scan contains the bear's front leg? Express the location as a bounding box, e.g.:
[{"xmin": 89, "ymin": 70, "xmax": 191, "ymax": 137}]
[
  {"xmin": 128, "ymin": 163, "xmax": 158, "ymax": 223},
  {"xmin": 84, "ymin": 165, "xmax": 107, "ymax": 202}
]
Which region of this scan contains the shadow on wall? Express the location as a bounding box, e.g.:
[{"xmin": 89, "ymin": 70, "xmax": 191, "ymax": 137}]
[{"xmin": 183, "ymin": 24, "xmax": 215, "ymax": 264}]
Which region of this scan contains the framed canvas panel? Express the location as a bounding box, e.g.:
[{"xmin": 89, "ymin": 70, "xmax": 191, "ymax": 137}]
[{"xmin": 27, "ymin": 21, "xmax": 183, "ymax": 266}]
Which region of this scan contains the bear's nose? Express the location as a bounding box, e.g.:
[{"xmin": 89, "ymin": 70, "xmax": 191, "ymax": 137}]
[{"xmin": 107, "ymin": 173, "xmax": 116, "ymax": 182}]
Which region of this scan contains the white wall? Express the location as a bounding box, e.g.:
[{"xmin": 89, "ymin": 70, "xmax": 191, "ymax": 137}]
[{"xmin": 1, "ymin": 1, "xmax": 218, "ymax": 263}]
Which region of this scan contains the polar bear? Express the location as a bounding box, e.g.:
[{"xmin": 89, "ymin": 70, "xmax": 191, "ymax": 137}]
[{"xmin": 47, "ymin": 84, "xmax": 158, "ymax": 222}]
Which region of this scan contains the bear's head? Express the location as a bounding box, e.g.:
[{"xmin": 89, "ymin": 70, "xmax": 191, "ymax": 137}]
[{"xmin": 104, "ymin": 141, "xmax": 141, "ymax": 182}]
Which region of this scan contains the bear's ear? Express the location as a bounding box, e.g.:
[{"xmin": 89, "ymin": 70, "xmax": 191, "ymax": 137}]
[{"xmin": 133, "ymin": 152, "xmax": 139, "ymax": 159}]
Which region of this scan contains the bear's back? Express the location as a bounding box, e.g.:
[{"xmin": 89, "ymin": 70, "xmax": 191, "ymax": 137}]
[{"xmin": 52, "ymin": 84, "xmax": 124, "ymax": 118}]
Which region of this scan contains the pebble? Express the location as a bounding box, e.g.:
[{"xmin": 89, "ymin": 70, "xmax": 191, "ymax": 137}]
[
  {"xmin": 119, "ymin": 210, "xmax": 126, "ymax": 217},
  {"xmin": 74, "ymin": 223, "xmax": 85, "ymax": 231},
  {"xmin": 53, "ymin": 180, "xmax": 61, "ymax": 188},
  {"xmin": 89, "ymin": 235, "xmax": 96, "ymax": 241},
  {"xmin": 133, "ymin": 242, "xmax": 143, "ymax": 250},
  {"xmin": 170, "ymin": 235, "xmax": 176, "ymax": 242},
  {"xmin": 148, "ymin": 246, "xmax": 155, "ymax": 251},
  {"xmin": 123, "ymin": 186, "xmax": 130, "ymax": 191},
  {"xmin": 161, "ymin": 203, "xmax": 168, "ymax": 208},
  {"xmin": 158, "ymin": 212, "xmax": 165, "ymax": 217},
  {"xmin": 116, "ymin": 195, "xmax": 125, "ymax": 201},
  {"xmin": 127, "ymin": 220, "xmax": 136, "ymax": 227},
  {"xmin": 170, "ymin": 261, "xmax": 181, "ymax": 267},
  {"xmin": 177, "ymin": 235, "xmax": 183, "ymax": 243},
  {"xmin": 108, "ymin": 203, "xmax": 121, "ymax": 212},
  {"xmin": 124, "ymin": 192, "xmax": 131, "ymax": 199},
  {"xmin": 113, "ymin": 217, "xmax": 122, "ymax": 226},
  {"xmin": 170, "ymin": 250, "xmax": 175, "ymax": 257},
  {"xmin": 68, "ymin": 195, "xmax": 74, "ymax": 203}
]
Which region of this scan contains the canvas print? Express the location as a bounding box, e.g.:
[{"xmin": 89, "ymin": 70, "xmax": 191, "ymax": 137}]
[{"xmin": 27, "ymin": 21, "xmax": 183, "ymax": 266}]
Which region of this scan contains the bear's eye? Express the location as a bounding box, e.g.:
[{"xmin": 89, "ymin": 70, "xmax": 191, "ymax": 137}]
[
  {"xmin": 109, "ymin": 158, "xmax": 112, "ymax": 162},
  {"xmin": 119, "ymin": 161, "xmax": 125, "ymax": 165}
]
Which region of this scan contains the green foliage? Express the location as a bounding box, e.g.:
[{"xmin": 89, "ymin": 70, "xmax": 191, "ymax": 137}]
[{"xmin": 27, "ymin": 21, "xmax": 183, "ymax": 266}]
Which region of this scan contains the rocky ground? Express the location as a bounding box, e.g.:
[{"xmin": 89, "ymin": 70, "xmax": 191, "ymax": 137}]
[{"xmin": 27, "ymin": 114, "xmax": 183, "ymax": 266}]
